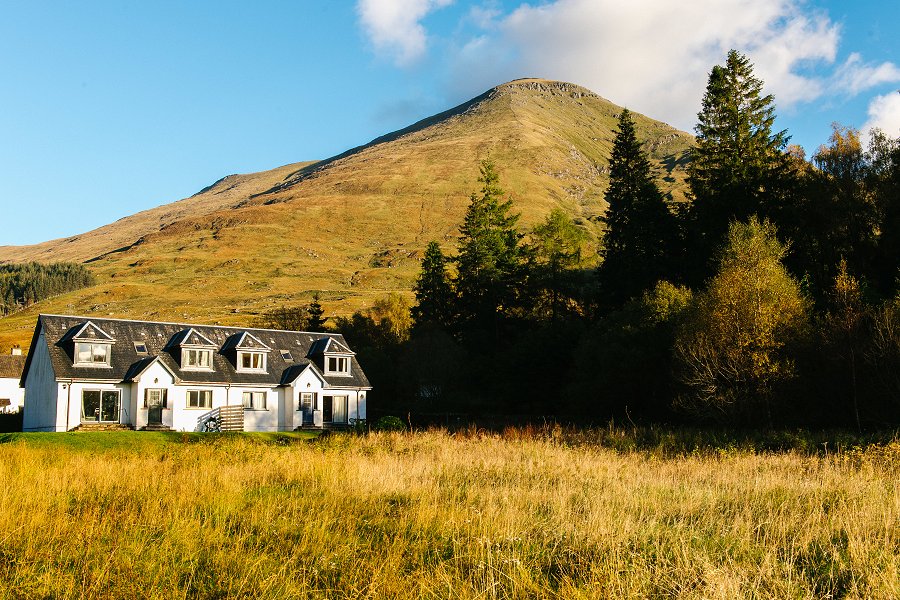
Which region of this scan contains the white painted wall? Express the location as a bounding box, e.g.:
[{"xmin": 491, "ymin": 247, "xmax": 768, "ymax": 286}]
[
  {"xmin": 64, "ymin": 381, "xmax": 133, "ymax": 430},
  {"xmin": 0, "ymin": 377, "xmax": 23, "ymax": 414},
  {"xmin": 22, "ymin": 330, "xmax": 60, "ymax": 431}
]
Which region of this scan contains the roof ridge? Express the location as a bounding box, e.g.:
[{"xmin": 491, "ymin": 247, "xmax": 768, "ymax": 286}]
[{"xmin": 39, "ymin": 313, "xmax": 343, "ymax": 337}]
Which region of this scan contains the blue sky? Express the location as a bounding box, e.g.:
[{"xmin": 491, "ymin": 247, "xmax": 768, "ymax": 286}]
[{"xmin": 2, "ymin": 0, "xmax": 899, "ymax": 246}]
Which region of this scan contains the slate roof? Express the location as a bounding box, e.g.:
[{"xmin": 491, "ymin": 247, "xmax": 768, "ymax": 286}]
[
  {"xmin": 22, "ymin": 314, "xmax": 371, "ymax": 389},
  {"xmin": 0, "ymin": 355, "xmax": 26, "ymax": 379}
]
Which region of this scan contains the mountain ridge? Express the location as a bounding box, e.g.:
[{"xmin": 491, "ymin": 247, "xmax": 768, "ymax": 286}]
[{"xmin": 0, "ymin": 78, "xmax": 694, "ymax": 350}]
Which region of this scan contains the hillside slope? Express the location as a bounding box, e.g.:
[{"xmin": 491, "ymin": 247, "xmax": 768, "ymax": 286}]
[{"xmin": 0, "ymin": 79, "xmax": 693, "ymax": 349}]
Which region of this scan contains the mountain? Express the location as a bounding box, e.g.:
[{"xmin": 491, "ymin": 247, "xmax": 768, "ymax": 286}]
[{"xmin": 0, "ymin": 79, "xmax": 693, "ymax": 349}]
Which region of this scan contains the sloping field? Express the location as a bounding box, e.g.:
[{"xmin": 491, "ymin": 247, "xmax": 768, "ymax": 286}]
[{"xmin": 0, "ymin": 80, "xmax": 693, "ymax": 350}]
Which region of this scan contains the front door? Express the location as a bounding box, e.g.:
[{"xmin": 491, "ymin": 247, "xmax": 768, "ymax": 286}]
[
  {"xmin": 82, "ymin": 390, "xmax": 121, "ymax": 423},
  {"xmin": 146, "ymin": 389, "xmax": 166, "ymax": 425}
]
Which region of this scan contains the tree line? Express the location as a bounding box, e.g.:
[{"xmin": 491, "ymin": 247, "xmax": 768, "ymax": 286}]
[
  {"xmin": 313, "ymin": 49, "xmax": 900, "ymax": 429},
  {"xmin": 0, "ymin": 262, "xmax": 96, "ymax": 316}
]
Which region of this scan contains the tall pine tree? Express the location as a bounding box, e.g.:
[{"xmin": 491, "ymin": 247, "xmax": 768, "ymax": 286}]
[
  {"xmin": 687, "ymin": 49, "xmax": 792, "ymax": 281},
  {"xmin": 411, "ymin": 241, "xmax": 455, "ymax": 329},
  {"xmin": 599, "ymin": 108, "xmax": 678, "ymax": 307},
  {"xmin": 455, "ymin": 160, "xmax": 525, "ymax": 334}
]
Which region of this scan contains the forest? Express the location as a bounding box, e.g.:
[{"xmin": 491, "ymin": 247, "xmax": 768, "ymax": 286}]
[
  {"xmin": 0, "ymin": 262, "xmax": 95, "ymax": 316},
  {"xmin": 294, "ymin": 50, "xmax": 900, "ymax": 430}
]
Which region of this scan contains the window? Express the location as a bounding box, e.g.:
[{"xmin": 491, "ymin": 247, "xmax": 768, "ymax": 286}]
[
  {"xmin": 239, "ymin": 351, "xmax": 265, "ymax": 371},
  {"xmin": 326, "ymin": 356, "xmax": 350, "ymax": 375},
  {"xmin": 75, "ymin": 342, "xmax": 111, "ymax": 366},
  {"xmin": 299, "ymin": 392, "xmax": 316, "ymax": 412},
  {"xmin": 187, "ymin": 389, "xmax": 212, "ymax": 408},
  {"xmin": 133, "ymin": 342, "xmax": 149, "ymax": 355},
  {"xmin": 182, "ymin": 349, "xmax": 213, "ymax": 370},
  {"xmin": 144, "ymin": 388, "xmax": 167, "ymax": 408},
  {"xmin": 280, "ymin": 350, "xmax": 292, "ymax": 361},
  {"xmin": 242, "ymin": 391, "xmax": 267, "ymax": 410}
]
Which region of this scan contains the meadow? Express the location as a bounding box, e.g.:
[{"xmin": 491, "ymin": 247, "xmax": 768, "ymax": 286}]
[{"xmin": 0, "ymin": 428, "xmax": 898, "ymax": 599}]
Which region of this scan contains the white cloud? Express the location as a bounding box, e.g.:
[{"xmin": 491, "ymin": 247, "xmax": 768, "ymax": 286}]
[
  {"xmin": 862, "ymin": 91, "xmax": 900, "ymax": 141},
  {"xmin": 445, "ymin": 0, "xmax": 849, "ymax": 131},
  {"xmin": 357, "ymin": 0, "xmax": 454, "ymax": 66},
  {"xmin": 832, "ymin": 53, "xmax": 900, "ymax": 96}
]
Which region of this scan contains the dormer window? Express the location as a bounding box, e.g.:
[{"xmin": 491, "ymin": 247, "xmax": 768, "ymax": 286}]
[
  {"xmin": 75, "ymin": 342, "xmax": 111, "ymax": 366},
  {"xmin": 182, "ymin": 348, "xmax": 213, "ymax": 370},
  {"xmin": 326, "ymin": 355, "xmax": 350, "ymax": 375},
  {"xmin": 238, "ymin": 351, "xmax": 266, "ymax": 372}
]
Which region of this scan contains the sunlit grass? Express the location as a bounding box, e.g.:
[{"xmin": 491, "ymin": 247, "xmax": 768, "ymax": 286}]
[{"xmin": 1, "ymin": 429, "xmax": 897, "ymax": 598}]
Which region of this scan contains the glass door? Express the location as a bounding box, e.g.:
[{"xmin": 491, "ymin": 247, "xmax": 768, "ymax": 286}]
[{"xmin": 82, "ymin": 390, "xmax": 121, "ymax": 423}]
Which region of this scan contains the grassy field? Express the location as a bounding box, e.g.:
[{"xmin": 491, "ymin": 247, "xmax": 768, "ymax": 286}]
[{"xmin": 1, "ymin": 428, "xmax": 897, "ymax": 599}]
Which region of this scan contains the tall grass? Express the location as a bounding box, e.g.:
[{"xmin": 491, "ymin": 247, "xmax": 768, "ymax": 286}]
[{"xmin": 1, "ymin": 430, "xmax": 898, "ymax": 598}]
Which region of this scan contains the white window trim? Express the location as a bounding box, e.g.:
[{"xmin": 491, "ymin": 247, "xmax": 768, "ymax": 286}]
[
  {"xmin": 186, "ymin": 389, "xmax": 213, "ymax": 409},
  {"xmin": 74, "ymin": 341, "xmax": 113, "ymax": 368},
  {"xmin": 324, "ymin": 354, "xmax": 352, "ymax": 376},
  {"xmin": 181, "ymin": 348, "xmax": 214, "ymax": 371},
  {"xmin": 237, "ymin": 351, "xmax": 267, "ymax": 373}
]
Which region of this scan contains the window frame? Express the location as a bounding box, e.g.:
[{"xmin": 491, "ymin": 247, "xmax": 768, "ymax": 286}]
[
  {"xmin": 298, "ymin": 392, "xmax": 316, "ymax": 412},
  {"xmin": 74, "ymin": 342, "xmax": 112, "ymax": 367},
  {"xmin": 242, "ymin": 390, "xmax": 267, "ymax": 410},
  {"xmin": 182, "ymin": 348, "xmax": 214, "ymax": 371},
  {"xmin": 144, "ymin": 388, "xmax": 168, "ymax": 409},
  {"xmin": 237, "ymin": 351, "xmax": 266, "ymax": 372},
  {"xmin": 186, "ymin": 389, "xmax": 213, "ymax": 409},
  {"xmin": 325, "ymin": 355, "xmax": 351, "ymax": 376}
]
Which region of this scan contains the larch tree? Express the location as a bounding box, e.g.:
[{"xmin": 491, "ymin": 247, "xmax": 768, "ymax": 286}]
[
  {"xmin": 675, "ymin": 217, "xmax": 807, "ymax": 426},
  {"xmin": 599, "ymin": 108, "xmax": 678, "ymax": 307}
]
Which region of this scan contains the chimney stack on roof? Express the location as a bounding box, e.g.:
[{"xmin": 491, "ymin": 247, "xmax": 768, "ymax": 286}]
[{"xmin": 11, "ymin": 345, "xmax": 22, "ymax": 356}]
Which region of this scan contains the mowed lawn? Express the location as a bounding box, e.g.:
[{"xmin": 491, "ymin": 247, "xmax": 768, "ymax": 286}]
[{"xmin": 0, "ymin": 429, "xmax": 898, "ymax": 599}]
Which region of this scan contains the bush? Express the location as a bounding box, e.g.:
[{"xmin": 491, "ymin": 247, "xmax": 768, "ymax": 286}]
[{"xmin": 374, "ymin": 415, "xmax": 406, "ymax": 432}]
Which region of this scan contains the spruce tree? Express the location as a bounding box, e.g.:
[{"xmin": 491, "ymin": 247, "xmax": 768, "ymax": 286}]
[
  {"xmin": 307, "ymin": 293, "xmax": 327, "ymax": 331},
  {"xmin": 599, "ymin": 108, "xmax": 678, "ymax": 307},
  {"xmin": 411, "ymin": 241, "xmax": 455, "ymax": 328},
  {"xmin": 687, "ymin": 49, "xmax": 792, "ymax": 281},
  {"xmin": 455, "ymin": 160, "xmax": 524, "ymax": 332}
]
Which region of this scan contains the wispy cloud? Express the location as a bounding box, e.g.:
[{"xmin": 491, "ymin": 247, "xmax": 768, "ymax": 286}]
[
  {"xmin": 832, "ymin": 54, "xmax": 900, "ymax": 96},
  {"xmin": 357, "ymin": 0, "xmax": 454, "ymax": 66}
]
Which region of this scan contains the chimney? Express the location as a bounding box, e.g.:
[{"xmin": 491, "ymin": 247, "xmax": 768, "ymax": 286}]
[{"xmin": 11, "ymin": 345, "xmax": 22, "ymax": 356}]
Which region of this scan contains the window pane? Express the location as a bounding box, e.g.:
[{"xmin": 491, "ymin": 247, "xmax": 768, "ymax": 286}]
[
  {"xmin": 93, "ymin": 345, "xmax": 108, "ymax": 363},
  {"xmin": 201, "ymin": 391, "xmax": 211, "ymax": 407},
  {"xmin": 101, "ymin": 391, "xmax": 120, "ymax": 422},
  {"xmin": 81, "ymin": 390, "xmax": 101, "ymax": 421},
  {"xmin": 199, "ymin": 351, "xmax": 210, "ymax": 367},
  {"xmin": 328, "ymin": 357, "xmax": 336, "ymax": 371},
  {"xmin": 242, "ymin": 391, "xmax": 251, "ymax": 408}
]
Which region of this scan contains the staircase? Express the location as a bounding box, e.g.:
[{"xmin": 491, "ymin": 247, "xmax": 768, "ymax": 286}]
[{"xmin": 75, "ymin": 423, "xmax": 134, "ymax": 432}]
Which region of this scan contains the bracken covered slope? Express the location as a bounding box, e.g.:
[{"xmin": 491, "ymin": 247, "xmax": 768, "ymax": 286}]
[{"xmin": 0, "ymin": 79, "xmax": 693, "ymax": 349}]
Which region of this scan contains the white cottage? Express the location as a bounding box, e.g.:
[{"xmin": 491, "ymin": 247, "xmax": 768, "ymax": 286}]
[
  {"xmin": 20, "ymin": 314, "xmax": 371, "ymax": 432},
  {"xmin": 0, "ymin": 350, "xmax": 26, "ymax": 414}
]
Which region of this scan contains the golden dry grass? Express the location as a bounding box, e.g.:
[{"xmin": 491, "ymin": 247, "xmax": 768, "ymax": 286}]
[{"xmin": 1, "ymin": 430, "xmax": 897, "ymax": 599}]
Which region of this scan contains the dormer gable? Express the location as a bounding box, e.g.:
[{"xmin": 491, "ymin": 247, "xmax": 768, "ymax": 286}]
[
  {"xmin": 67, "ymin": 320, "xmax": 115, "ymax": 367},
  {"xmin": 167, "ymin": 328, "xmax": 216, "ymax": 349},
  {"xmin": 223, "ymin": 331, "xmax": 271, "ymax": 352},
  {"xmin": 223, "ymin": 331, "xmax": 270, "ymax": 372},
  {"xmin": 308, "ymin": 336, "xmax": 354, "ymax": 376},
  {"xmin": 167, "ymin": 328, "xmax": 216, "ymax": 371}
]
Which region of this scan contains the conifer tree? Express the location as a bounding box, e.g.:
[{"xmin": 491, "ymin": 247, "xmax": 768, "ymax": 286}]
[
  {"xmin": 411, "ymin": 241, "xmax": 455, "ymax": 328},
  {"xmin": 530, "ymin": 208, "xmax": 589, "ymax": 321},
  {"xmin": 599, "ymin": 108, "xmax": 677, "ymax": 307},
  {"xmin": 455, "ymin": 160, "xmax": 524, "ymax": 332},
  {"xmin": 687, "ymin": 50, "xmax": 792, "ymax": 281},
  {"xmin": 307, "ymin": 293, "xmax": 327, "ymax": 331}
]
